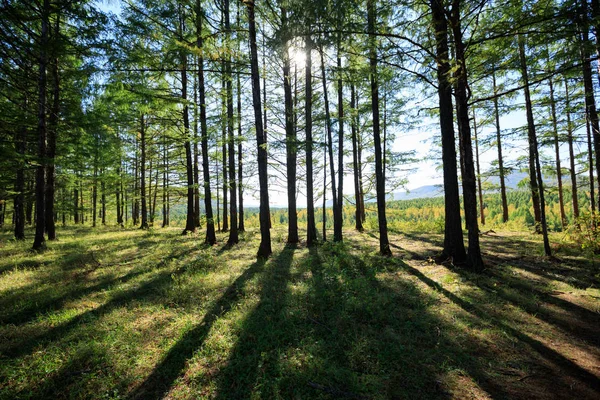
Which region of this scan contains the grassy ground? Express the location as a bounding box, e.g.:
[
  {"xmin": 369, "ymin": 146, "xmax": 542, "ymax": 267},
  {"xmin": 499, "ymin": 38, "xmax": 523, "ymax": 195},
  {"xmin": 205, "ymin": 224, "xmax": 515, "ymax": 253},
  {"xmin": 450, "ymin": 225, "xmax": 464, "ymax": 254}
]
[{"xmin": 0, "ymin": 225, "xmax": 599, "ymax": 399}]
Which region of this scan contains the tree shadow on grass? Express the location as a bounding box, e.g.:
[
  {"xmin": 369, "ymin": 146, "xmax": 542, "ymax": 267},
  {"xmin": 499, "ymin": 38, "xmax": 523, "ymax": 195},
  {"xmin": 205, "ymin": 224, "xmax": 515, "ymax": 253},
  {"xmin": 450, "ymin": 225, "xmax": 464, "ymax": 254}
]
[
  {"xmin": 213, "ymin": 245, "xmax": 296, "ymax": 399},
  {"xmin": 397, "ymin": 260, "xmax": 600, "ymax": 397},
  {"xmin": 128, "ymin": 258, "xmax": 268, "ymax": 399}
]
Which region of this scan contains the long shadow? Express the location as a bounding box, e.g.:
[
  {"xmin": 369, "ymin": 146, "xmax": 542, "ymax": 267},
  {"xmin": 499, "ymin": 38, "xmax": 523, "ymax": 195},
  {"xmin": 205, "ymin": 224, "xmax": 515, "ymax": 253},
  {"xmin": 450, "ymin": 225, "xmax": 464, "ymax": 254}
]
[
  {"xmin": 2, "ymin": 247, "xmax": 194, "ymax": 360},
  {"xmin": 397, "ymin": 260, "xmax": 600, "ymax": 395},
  {"xmin": 449, "ymin": 262, "xmax": 600, "ymax": 347},
  {"xmin": 213, "ymin": 245, "xmax": 296, "ymax": 400},
  {"xmin": 128, "ymin": 258, "xmax": 267, "ymax": 399}
]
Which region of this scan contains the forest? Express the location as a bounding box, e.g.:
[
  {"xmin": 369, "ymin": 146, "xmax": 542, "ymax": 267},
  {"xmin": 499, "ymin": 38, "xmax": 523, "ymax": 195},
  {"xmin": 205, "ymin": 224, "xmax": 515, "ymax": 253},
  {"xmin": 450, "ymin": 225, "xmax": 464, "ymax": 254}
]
[{"xmin": 1, "ymin": 0, "xmax": 600, "ymax": 399}]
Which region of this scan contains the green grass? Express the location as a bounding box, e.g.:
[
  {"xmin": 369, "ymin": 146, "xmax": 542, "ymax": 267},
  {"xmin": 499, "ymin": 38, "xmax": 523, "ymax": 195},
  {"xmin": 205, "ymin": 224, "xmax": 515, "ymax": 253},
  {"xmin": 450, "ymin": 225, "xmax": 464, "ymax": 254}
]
[{"xmin": 1, "ymin": 226, "xmax": 599, "ymax": 399}]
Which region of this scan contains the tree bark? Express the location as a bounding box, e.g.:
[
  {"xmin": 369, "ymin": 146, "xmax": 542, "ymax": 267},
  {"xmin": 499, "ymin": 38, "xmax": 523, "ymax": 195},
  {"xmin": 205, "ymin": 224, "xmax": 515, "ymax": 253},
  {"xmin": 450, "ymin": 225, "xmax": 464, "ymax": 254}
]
[
  {"xmin": 337, "ymin": 42, "xmax": 344, "ymax": 237},
  {"xmin": 305, "ymin": 34, "xmax": 318, "ymax": 246},
  {"xmin": 221, "ymin": 67, "xmax": 229, "ymax": 232},
  {"xmin": 33, "ymin": 0, "xmax": 50, "ymax": 250},
  {"xmin": 225, "ymin": 0, "xmax": 238, "ymax": 245},
  {"xmin": 196, "ymin": 2, "xmax": 216, "ymax": 244},
  {"xmin": 319, "ymin": 44, "xmax": 341, "ymax": 242},
  {"xmin": 430, "ymin": 0, "xmax": 466, "ymax": 262},
  {"xmin": 282, "ymin": 8, "xmax": 298, "ymax": 244},
  {"xmin": 473, "ymin": 110, "xmax": 485, "ymax": 226},
  {"xmin": 548, "ymin": 75, "xmax": 566, "ymax": 228},
  {"xmin": 351, "ymin": 83, "xmax": 364, "ymax": 232},
  {"xmin": 45, "ymin": 13, "xmax": 59, "ymax": 240},
  {"xmin": 564, "ymin": 78, "xmax": 579, "ymax": 221},
  {"xmin": 246, "ymin": 0, "xmax": 271, "ymax": 258},
  {"xmin": 492, "ymin": 69, "xmax": 509, "ymax": 223},
  {"xmin": 519, "ymin": 35, "xmax": 551, "ymax": 256},
  {"xmin": 368, "ymin": 0, "xmax": 391, "ymax": 256},
  {"xmin": 139, "ymin": 114, "xmax": 148, "ymax": 229},
  {"xmin": 14, "ymin": 95, "xmax": 27, "ymax": 240}
]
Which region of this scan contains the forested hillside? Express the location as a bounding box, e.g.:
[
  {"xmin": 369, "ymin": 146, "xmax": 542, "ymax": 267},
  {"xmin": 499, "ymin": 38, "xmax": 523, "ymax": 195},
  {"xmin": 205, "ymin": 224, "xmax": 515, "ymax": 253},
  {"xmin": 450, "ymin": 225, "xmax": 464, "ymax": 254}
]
[{"xmin": 1, "ymin": 0, "xmax": 600, "ymax": 398}]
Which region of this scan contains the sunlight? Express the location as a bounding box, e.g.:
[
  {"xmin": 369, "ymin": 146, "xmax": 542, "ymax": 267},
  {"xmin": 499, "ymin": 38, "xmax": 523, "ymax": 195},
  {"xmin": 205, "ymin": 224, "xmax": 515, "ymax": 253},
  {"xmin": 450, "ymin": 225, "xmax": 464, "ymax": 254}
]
[{"xmin": 289, "ymin": 45, "xmax": 306, "ymax": 69}]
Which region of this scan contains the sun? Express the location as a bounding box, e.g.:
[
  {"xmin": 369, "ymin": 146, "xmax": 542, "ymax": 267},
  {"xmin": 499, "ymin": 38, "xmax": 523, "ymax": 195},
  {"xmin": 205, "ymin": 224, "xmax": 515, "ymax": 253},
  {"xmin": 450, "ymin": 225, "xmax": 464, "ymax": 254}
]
[{"xmin": 288, "ymin": 45, "xmax": 306, "ymax": 69}]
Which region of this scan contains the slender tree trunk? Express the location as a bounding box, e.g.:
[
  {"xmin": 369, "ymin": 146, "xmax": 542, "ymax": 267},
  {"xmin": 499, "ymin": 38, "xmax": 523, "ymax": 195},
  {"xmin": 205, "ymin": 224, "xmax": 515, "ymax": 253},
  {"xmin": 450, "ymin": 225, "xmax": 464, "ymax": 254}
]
[
  {"xmin": 93, "ymin": 163, "xmax": 98, "ymax": 227},
  {"xmin": 492, "ymin": 69, "xmax": 509, "ymax": 223},
  {"xmin": 45, "ymin": 14, "xmax": 59, "ymax": 240},
  {"xmin": 225, "ymin": 0, "xmax": 238, "ymax": 245},
  {"xmin": 221, "ymin": 67, "xmax": 229, "ymax": 232},
  {"xmin": 548, "ymin": 75, "xmax": 566, "ymax": 228},
  {"xmin": 139, "ymin": 114, "xmax": 148, "ymax": 229},
  {"xmin": 357, "ymin": 93, "xmax": 366, "ymax": 223},
  {"xmin": 337, "ymin": 42, "xmax": 344, "ymax": 235},
  {"xmin": 586, "ymin": 115, "xmax": 596, "ymax": 213},
  {"xmin": 323, "ymin": 143, "xmax": 327, "ymax": 242},
  {"xmin": 33, "ymin": 0, "xmax": 50, "ymax": 250},
  {"xmin": 14, "ymin": 96, "xmax": 27, "ymax": 240},
  {"xmin": 133, "ymin": 143, "xmax": 139, "ymax": 226},
  {"xmin": 182, "ymin": 13, "xmax": 195, "ymax": 234},
  {"xmin": 519, "ymin": 35, "xmax": 551, "ymax": 256},
  {"xmin": 319, "ymin": 45, "xmax": 341, "ymax": 242},
  {"xmin": 351, "ymin": 83, "xmax": 364, "ymax": 232},
  {"xmin": 519, "ymin": 36, "xmax": 542, "ymax": 233},
  {"xmin": 430, "ymin": 0, "xmax": 466, "ymax": 261},
  {"xmin": 101, "ymin": 173, "xmax": 106, "ymax": 225},
  {"xmin": 564, "ymin": 78, "xmax": 580, "ymax": 221},
  {"xmin": 282, "ymin": 8, "xmax": 298, "ymax": 244},
  {"xmin": 305, "ymin": 34, "xmax": 317, "ymax": 246},
  {"xmin": 473, "ymin": 110, "xmax": 485, "ymax": 226},
  {"xmin": 194, "ymin": 75, "xmax": 201, "ymax": 228},
  {"xmin": 237, "ymin": 54, "xmax": 245, "ymax": 233},
  {"xmin": 368, "ymin": 0, "xmax": 391, "ymax": 256},
  {"xmin": 196, "ymin": 2, "xmax": 216, "ymax": 244},
  {"xmin": 246, "ymin": 0, "xmax": 271, "ymax": 258}
]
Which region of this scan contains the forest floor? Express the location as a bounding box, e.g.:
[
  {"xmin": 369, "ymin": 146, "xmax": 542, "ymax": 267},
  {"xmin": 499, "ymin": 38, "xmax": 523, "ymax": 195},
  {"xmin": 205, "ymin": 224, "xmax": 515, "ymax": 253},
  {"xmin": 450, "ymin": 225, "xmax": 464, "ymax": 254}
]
[{"xmin": 0, "ymin": 225, "xmax": 599, "ymax": 399}]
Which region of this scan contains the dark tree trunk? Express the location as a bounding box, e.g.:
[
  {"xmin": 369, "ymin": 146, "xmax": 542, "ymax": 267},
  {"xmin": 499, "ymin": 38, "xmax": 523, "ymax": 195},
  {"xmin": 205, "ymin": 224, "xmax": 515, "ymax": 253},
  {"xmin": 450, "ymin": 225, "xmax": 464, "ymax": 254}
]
[
  {"xmin": 133, "ymin": 144, "xmax": 139, "ymax": 226},
  {"xmin": 14, "ymin": 97, "xmax": 27, "ymax": 240},
  {"xmin": 196, "ymin": 2, "xmax": 216, "ymax": 244},
  {"xmin": 225, "ymin": 0, "xmax": 238, "ymax": 245},
  {"xmin": 282, "ymin": 8, "xmax": 298, "ymax": 244},
  {"xmin": 548, "ymin": 75, "xmax": 566, "ymax": 228},
  {"xmin": 93, "ymin": 164, "xmax": 98, "ymax": 227},
  {"xmin": 33, "ymin": 0, "xmax": 50, "ymax": 250},
  {"xmin": 519, "ymin": 36, "xmax": 542, "ymax": 233},
  {"xmin": 492, "ymin": 69, "xmax": 509, "ymax": 223},
  {"xmin": 473, "ymin": 110, "xmax": 485, "ymax": 226},
  {"xmin": 101, "ymin": 173, "xmax": 106, "ymax": 225},
  {"xmin": 368, "ymin": 0, "xmax": 391, "ymax": 256},
  {"xmin": 193, "ymin": 75, "xmax": 201, "ymax": 228},
  {"xmin": 45, "ymin": 14, "xmax": 59, "ymax": 240},
  {"xmin": 519, "ymin": 35, "xmax": 551, "ymax": 256},
  {"xmin": 305, "ymin": 34, "xmax": 317, "ymax": 246},
  {"xmin": 323, "ymin": 142, "xmax": 327, "ymax": 242},
  {"xmin": 221, "ymin": 69, "xmax": 229, "ymax": 233},
  {"xmin": 182, "ymin": 13, "xmax": 196, "ymax": 235},
  {"xmin": 246, "ymin": 0, "xmax": 271, "ymax": 257},
  {"xmin": 139, "ymin": 114, "xmax": 148, "ymax": 229},
  {"xmin": 586, "ymin": 115, "xmax": 596, "ymax": 213},
  {"xmin": 579, "ymin": 2, "xmax": 600, "ymax": 210},
  {"xmin": 337, "ymin": 42, "xmax": 344, "ymax": 236},
  {"xmin": 319, "ymin": 45, "xmax": 341, "ymax": 242},
  {"xmin": 564, "ymin": 78, "xmax": 580, "ymax": 221},
  {"xmin": 237, "ymin": 54, "xmax": 245, "ymax": 233},
  {"xmin": 430, "ymin": 0, "xmax": 466, "ymax": 261},
  {"xmin": 350, "ymin": 83, "xmax": 364, "ymax": 232}
]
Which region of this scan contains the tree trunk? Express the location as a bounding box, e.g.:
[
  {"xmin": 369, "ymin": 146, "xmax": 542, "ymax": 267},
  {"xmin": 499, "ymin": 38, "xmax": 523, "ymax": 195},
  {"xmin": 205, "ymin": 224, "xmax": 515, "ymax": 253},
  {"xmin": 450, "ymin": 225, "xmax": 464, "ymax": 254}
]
[
  {"xmin": 473, "ymin": 110, "xmax": 485, "ymax": 226},
  {"xmin": 492, "ymin": 69, "xmax": 509, "ymax": 223},
  {"xmin": 519, "ymin": 36, "xmax": 542, "ymax": 233},
  {"xmin": 323, "ymin": 141, "xmax": 327, "ymax": 242},
  {"xmin": 282, "ymin": 8, "xmax": 298, "ymax": 244},
  {"xmin": 221, "ymin": 68, "xmax": 229, "ymax": 233},
  {"xmin": 586, "ymin": 115, "xmax": 596, "ymax": 214},
  {"xmin": 33, "ymin": 0, "xmax": 50, "ymax": 250},
  {"xmin": 319, "ymin": 45, "xmax": 341, "ymax": 242},
  {"xmin": 519, "ymin": 35, "xmax": 551, "ymax": 256},
  {"xmin": 93, "ymin": 163, "xmax": 98, "ymax": 227},
  {"xmin": 14, "ymin": 96, "xmax": 27, "ymax": 240},
  {"xmin": 182, "ymin": 13, "xmax": 196, "ymax": 234},
  {"xmin": 196, "ymin": 1, "xmax": 216, "ymax": 244},
  {"xmin": 450, "ymin": 0, "xmax": 483, "ymax": 269},
  {"xmin": 368, "ymin": 0, "xmax": 391, "ymax": 256},
  {"xmin": 351, "ymin": 83, "xmax": 364, "ymax": 232},
  {"xmin": 193, "ymin": 75, "xmax": 201, "ymax": 228},
  {"xmin": 225, "ymin": 0, "xmax": 238, "ymax": 245},
  {"xmin": 139, "ymin": 114, "xmax": 148, "ymax": 229},
  {"xmin": 564, "ymin": 78, "xmax": 580, "ymax": 221},
  {"xmin": 548, "ymin": 74, "xmax": 566, "ymax": 228},
  {"xmin": 237, "ymin": 53, "xmax": 245, "ymax": 233},
  {"xmin": 246, "ymin": 0, "xmax": 271, "ymax": 258},
  {"xmin": 430, "ymin": 0, "xmax": 466, "ymax": 261},
  {"xmin": 45, "ymin": 14, "xmax": 59, "ymax": 240},
  {"xmin": 305, "ymin": 34, "xmax": 317, "ymax": 246},
  {"xmin": 337, "ymin": 42, "xmax": 344, "ymax": 236}
]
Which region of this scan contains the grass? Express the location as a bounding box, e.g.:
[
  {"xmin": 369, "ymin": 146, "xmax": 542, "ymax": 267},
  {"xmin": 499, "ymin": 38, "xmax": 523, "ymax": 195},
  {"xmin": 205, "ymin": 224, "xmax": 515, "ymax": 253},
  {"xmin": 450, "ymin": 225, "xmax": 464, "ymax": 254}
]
[{"xmin": 1, "ymin": 225, "xmax": 599, "ymax": 399}]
